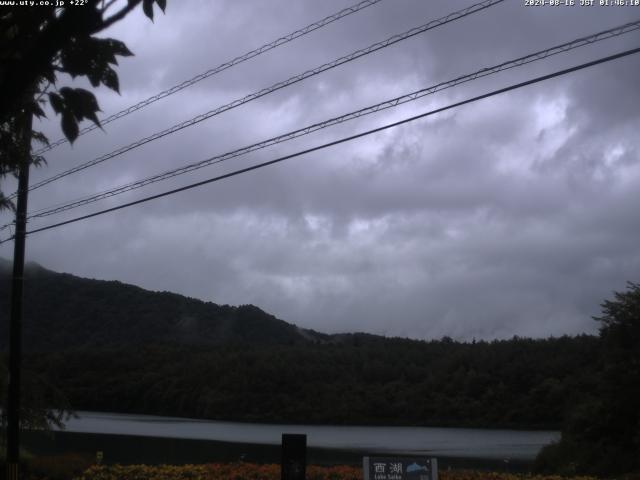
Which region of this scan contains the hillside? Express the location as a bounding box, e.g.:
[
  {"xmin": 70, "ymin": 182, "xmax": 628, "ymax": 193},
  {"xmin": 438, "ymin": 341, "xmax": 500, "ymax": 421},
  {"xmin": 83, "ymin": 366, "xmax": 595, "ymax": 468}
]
[
  {"xmin": 0, "ymin": 258, "xmax": 321, "ymax": 351},
  {"xmin": 0, "ymin": 259, "xmax": 602, "ymax": 429}
]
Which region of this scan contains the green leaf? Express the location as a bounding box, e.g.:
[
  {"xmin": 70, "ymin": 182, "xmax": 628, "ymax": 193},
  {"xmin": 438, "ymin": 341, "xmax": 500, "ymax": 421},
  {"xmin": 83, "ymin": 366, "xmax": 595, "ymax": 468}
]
[
  {"xmin": 61, "ymin": 111, "xmax": 79, "ymax": 143},
  {"xmin": 31, "ymin": 155, "xmax": 48, "ymax": 168},
  {"xmin": 86, "ymin": 69, "xmax": 101, "ymax": 87},
  {"xmin": 143, "ymin": 0, "xmax": 154, "ymax": 20},
  {"xmin": 30, "ymin": 101, "xmax": 46, "ymax": 119},
  {"xmin": 41, "ymin": 68, "xmax": 56, "ymax": 84},
  {"xmin": 74, "ymin": 88, "xmax": 102, "ymax": 127},
  {"xmin": 48, "ymin": 93, "xmax": 64, "ymax": 114},
  {"xmin": 60, "ymin": 37, "xmax": 131, "ymax": 85},
  {"xmin": 155, "ymin": 0, "xmax": 166, "ymax": 12},
  {"xmin": 59, "ymin": 87, "xmax": 83, "ymax": 121},
  {"xmin": 59, "ymin": 87, "xmax": 102, "ymax": 127},
  {"xmin": 104, "ymin": 38, "xmax": 133, "ymax": 58},
  {"xmin": 101, "ymin": 68, "xmax": 120, "ymax": 93},
  {"xmin": 31, "ymin": 131, "xmax": 49, "ymax": 146}
]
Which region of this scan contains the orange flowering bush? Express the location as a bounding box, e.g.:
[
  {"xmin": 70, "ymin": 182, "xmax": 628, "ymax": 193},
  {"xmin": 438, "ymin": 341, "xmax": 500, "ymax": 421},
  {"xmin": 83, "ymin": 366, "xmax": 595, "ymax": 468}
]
[
  {"xmin": 73, "ymin": 463, "xmax": 601, "ymax": 480},
  {"xmin": 73, "ymin": 464, "xmax": 211, "ymax": 480},
  {"xmin": 73, "ymin": 463, "xmax": 363, "ymax": 480},
  {"xmin": 207, "ymin": 463, "xmax": 279, "ymax": 480}
]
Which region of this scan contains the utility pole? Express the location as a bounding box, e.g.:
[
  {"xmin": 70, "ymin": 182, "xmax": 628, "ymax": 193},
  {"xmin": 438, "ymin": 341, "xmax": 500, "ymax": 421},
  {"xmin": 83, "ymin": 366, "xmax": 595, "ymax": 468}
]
[{"xmin": 6, "ymin": 107, "xmax": 32, "ymax": 480}]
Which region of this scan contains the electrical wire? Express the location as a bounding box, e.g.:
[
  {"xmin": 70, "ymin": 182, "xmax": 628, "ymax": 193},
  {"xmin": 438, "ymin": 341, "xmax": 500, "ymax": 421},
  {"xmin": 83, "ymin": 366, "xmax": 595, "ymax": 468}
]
[
  {"xmin": 14, "ymin": 0, "xmax": 505, "ymax": 199},
  {"xmin": 32, "ymin": 0, "xmax": 387, "ymax": 156},
  {"xmin": 1, "ymin": 46, "xmax": 635, "ymax": 244},
  {"xmin": 15, "ymin": 19, "xmax": 640, "ymax": 222}
]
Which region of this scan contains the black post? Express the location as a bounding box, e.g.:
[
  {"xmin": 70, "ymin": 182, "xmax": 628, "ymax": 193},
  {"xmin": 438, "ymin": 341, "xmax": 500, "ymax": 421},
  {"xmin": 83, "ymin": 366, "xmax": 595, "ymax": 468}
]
[
  {"xmin": 281, "ymin": 434, "xmax": 306, "ymax": 480},
  {"xmin": 6, "ymin": 110, "xmax": 32, "ymax": 480}
]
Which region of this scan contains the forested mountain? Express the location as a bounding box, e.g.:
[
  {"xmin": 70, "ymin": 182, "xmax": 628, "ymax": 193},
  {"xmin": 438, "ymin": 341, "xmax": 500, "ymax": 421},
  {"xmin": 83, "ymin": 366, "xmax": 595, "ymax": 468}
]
[
  {"xmin": 0, "ymin": 259, "xmax": 321, "ymax": 351},
  {"xmin": 0, "ymin": 259, "xmax": 601, "ymax": 429}
]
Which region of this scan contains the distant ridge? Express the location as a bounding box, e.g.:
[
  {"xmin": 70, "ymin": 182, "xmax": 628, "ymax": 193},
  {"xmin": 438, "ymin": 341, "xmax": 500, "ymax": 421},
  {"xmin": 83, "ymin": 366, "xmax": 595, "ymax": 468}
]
[
  {"xmin": 0, "ymin": 259, "xmax": 324, "ymax": 352},
  {"xmin": 0, "ymin": 260, "xmax": 602, "ymax": 430}
]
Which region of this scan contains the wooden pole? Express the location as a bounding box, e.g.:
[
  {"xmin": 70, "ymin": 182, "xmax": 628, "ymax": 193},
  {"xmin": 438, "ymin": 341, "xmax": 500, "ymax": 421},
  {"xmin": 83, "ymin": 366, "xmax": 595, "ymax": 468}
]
[{"xmin": 6, "ymin": 108, "xmax": 32, "ymax": 480}]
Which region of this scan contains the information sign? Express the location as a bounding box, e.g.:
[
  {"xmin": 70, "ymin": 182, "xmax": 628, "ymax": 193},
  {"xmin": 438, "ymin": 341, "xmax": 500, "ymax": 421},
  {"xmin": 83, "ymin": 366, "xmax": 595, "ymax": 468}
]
[{"xmin": 363, "ymin": 457, "xmax": 438, "ymax": 480}]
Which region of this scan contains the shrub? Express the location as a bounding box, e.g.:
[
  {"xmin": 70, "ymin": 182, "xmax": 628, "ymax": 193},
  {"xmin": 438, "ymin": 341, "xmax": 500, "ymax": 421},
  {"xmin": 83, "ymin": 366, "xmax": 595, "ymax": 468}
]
[{"xmin": 27, "ymin": 452, "xmax": 94, "ymax": 480}]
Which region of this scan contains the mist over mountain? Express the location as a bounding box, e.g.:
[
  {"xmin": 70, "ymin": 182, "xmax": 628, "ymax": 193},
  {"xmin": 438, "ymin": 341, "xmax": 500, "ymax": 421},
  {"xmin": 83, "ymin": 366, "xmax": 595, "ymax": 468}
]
[{"xmin": 0, "ymin": 258, "xmax": 329, "ymax": 352}]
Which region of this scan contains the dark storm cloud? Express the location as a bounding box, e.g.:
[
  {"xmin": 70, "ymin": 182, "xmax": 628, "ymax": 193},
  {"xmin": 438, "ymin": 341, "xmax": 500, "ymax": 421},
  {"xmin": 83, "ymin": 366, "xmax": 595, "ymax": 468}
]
[{"xmin": 2, "ymin": 0, "xmax": 639, "ymax": 340}]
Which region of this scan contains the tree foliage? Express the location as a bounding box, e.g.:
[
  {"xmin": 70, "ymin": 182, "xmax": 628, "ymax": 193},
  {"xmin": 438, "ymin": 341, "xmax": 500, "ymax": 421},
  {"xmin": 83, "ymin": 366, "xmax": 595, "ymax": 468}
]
[
  {"xmin": 0, "ymin": 358, "xmax": 72, "ymax": 432},
  {"xmin": 0, "ymin": 0, "xmax": 167, "ymax": 210},
  {"xmin": 535, "ymin": 282, "xmax": 640, "ymax": 476},
  {"xmin": 21, "ymin": 336, "xmax": 603, "ymax": 430},
  {"xmin": 0, "ymin": 0, "xmax": 167, "ymax": 436}
]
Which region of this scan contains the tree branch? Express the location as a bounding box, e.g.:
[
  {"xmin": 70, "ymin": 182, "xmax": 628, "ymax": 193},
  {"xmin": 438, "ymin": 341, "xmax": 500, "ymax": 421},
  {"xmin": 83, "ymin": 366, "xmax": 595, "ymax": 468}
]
[
  {"xmin": 34, "ymin": 81, "xmax": 52, "ymax": 103},
  {"xmin": 100, "ymin": 0, "xmax": 119, "ymax": 15},
  {"xmin": 101, "ymin": 0, "xmax": 142, "ymax": 30}
]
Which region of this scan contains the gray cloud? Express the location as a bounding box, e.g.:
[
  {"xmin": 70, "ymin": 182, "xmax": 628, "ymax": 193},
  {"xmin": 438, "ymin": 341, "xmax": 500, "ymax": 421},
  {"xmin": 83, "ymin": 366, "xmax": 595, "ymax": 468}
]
[{"xmin": 2, "ymin": 0, "xmax": 639, "ymax": 340}]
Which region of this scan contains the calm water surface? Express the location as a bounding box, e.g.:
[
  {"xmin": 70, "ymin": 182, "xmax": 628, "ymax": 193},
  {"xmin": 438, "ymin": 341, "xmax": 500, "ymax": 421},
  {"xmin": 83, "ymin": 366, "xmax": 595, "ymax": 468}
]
[{"xmin": 60, "ymin": 411, "xmax": 559, "ymax": 460}]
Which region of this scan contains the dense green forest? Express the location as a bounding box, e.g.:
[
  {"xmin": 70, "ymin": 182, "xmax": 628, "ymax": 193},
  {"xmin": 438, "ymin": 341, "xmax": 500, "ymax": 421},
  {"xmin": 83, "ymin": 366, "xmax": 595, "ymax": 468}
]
[
  {"xmin": 2, "ymin": 260, "xmax": 638, "ymax": 475},
  {"xmin": 22, "ymin": 335, "xmax": 599, "ymax": 429}
]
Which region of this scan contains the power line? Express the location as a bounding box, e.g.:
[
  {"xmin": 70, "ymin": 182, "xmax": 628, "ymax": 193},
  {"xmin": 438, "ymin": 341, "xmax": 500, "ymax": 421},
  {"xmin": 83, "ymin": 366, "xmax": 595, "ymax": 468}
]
[
  {"xmin": 32, "ymin": 0, "xmax": 386, "ymax": 156},
  {"xmin": 23, "ymin": 0, "xmax": 504, "ymax": 194},
  {"xmin": 15, "ymin": 0, "xmax": 504, "ymax": 198},
  {"xmin": 2, "ymin": 46, "xmax": 635, "ymax": 244},
  {"xmin": 15, "ymin": 19, "xmax": 639, "ymax": 222},
  {"xmin": 3, "ymin": 19, "xmax": 638, "ymax": 232}
]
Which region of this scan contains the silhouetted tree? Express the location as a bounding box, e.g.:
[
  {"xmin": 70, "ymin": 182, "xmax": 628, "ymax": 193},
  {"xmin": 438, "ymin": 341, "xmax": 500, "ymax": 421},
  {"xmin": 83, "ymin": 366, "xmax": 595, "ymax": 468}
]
[
  {"xmin": 0, "ymin": 0, "xmax": 167, "ymax": 436},
  {"xmin": 0, "ymin": 0, "xmax": 167, "ymax": 209},
  {"xmin": 536, "ymin": 282, "xmax": 640, "ymax": 476}
]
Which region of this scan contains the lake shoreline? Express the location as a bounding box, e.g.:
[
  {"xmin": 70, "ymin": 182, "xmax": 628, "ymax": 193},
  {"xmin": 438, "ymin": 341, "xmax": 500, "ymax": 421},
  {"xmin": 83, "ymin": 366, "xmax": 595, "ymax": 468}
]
[
  {"xmin": 60, "ymin": 410, "xmax": 562, "ymax": 432},
  {"xmin": 54, "ymin": 411, "xmax": 558, "ymax": 460},
  {"xmin": 60, "ymin": 409, "xmax": 560, "ymax": 432}
]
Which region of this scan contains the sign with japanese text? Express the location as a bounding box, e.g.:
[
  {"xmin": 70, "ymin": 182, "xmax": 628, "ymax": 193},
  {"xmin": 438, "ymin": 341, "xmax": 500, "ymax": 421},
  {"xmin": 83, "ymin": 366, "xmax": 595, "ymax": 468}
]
[{"xmin": 363, "ymin": 457, "xmax": 438, "ymax": 480}]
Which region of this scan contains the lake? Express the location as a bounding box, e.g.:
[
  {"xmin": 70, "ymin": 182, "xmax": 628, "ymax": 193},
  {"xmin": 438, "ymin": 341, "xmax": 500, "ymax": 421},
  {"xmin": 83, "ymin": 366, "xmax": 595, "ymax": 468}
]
[{"xmin": 31, "ymin": 411, "xmax": 559, "ymax": 467}]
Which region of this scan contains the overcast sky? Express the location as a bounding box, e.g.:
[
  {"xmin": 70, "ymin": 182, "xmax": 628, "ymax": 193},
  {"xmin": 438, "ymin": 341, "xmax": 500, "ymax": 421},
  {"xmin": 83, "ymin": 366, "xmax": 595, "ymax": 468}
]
[{"xmin": 2, "ymin": 0, "xmax": 639, "ymax": 340}]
